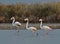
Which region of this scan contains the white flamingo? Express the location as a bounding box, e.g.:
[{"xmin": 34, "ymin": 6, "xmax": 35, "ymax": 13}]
[
  {"xmin": 39, "ymin": 19, "xmax": 52, "ymax": 35},
  {"xmin": 11, "ymin": 17, "xmax": 21, "ymax": 32},
  {"xmin": 24, "ymin": 18, "xmax": 38, "ymax": 36}
]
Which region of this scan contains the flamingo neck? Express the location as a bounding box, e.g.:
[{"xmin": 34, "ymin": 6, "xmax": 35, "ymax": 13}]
[
  {"xmin": 12, "ymin": 19, "xmax": 15, "ymax": 24},
  {"xmin": 26, "ymin": 20, "xmax": 29, "ymax": 29},
  {"xmin": 40, "ymin": 21, "xmax": 43, "ymax": 28}
]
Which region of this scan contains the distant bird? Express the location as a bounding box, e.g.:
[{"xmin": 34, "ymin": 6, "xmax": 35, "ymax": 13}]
[
  {"xmin": 39, "ymin": 19, "xmax": 52, "ymax": 35},
  {"xmin": 11, "ymin": 17, "xmax": 21, "ymax": 32},
  {"xmin": 24, "ymin": 18, "xmax": 38, "ymax": 36}
]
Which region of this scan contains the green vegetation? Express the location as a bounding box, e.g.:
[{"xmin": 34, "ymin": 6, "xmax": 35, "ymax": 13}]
[{"xmin": 0, "ymin": 2, "xmax": 60, "ymax": 23}]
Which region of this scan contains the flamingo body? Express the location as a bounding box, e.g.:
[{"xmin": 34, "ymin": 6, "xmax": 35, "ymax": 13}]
[
  {"xmin": 11, "ymin": 17, "xmax": 21, "ymax": 32},
  {"xmin": 27, "ymin": 27, "xmax": 37, "ymax": 32},
  {"xmin": 14, "ymin": 22, "xmax": 21, "ymax": 26},
  {"xmin": 24, "ymin": 18, "xmax": 38, "ymax": 36},
  {"xmin": 40, "ymin": 26, "xmax": 52, "ymax": 30},
  {"xmin": 39, "ymin": 19, "xmax": 52, "ymax": 35}
]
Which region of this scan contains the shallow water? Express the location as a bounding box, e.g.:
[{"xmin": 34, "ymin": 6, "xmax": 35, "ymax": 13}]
[{"xmin": 0, "ymin": 29, "xmax": 60, "ymax": 44}]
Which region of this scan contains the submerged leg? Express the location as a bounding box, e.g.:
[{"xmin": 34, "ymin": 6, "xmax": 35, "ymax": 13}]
[
  {"xmin": 36, "ymin": 32, "xmax": 39, "ymax": 36},
  {"xmin": 32, "ymin": 31, "xmax": 38, "ymax": 36},
  {"xmin": 17, "ymin": 30, "xmax": 19, "ymax": 32},
  {"xmin": 16, "ymin": 26, "xmax": 19, "ymax": 32},
  {"xmin": 45, "ymin": 30, "xmax": 50, "ymax": 35}
]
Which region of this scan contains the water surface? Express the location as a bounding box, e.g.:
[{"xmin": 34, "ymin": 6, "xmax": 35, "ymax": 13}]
[{"xmin": 0, "ymin": 29, "xmax": 60, "ymax": 44}]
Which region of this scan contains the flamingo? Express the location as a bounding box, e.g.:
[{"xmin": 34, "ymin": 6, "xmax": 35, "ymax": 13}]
[
  {"xmin": 11, "ymin": 17, "xmax": 21, "ymax": 32},
  {"xmin": 24, "ymin": 18, "xmax": 38, "ymax": 36},
  {"xmin": 39, "ymin": 19, "xmax": 52, "ymax": 35}
]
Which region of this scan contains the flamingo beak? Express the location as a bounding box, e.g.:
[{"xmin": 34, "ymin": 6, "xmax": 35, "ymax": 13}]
[
  {"xmin": 39, "ymin": 19, "xmax": 42, "ymax": 22},
  {"xmin": 24, "ymin": 19, "xmax": 26, "ymax": 21},
  {"xmin": 39, "ymin": 19, "xmax": 41, "ymax": 21},
  {"xmin": 10, "ymin": 18, "xmax": 12, "ymax": 20}
]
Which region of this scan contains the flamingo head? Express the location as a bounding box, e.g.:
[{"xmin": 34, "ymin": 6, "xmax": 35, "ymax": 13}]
[
  {"xmin": 11, "ymin": 17, "xmax": 15, "ymax": 20},
  {"xmin": 39, "ymin": 19, "xmax": 42, "ymax": 21},
  {"xmin": 24, "ymin": 18, "xmax": 28, "ymax": 21}
]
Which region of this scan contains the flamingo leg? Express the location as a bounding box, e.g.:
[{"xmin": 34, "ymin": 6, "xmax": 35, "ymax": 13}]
[
  {"xmin": 17, "ymin": 27, "xmax": 19, "ymax": 32},
  {"xmin": 45, "ymin": 30, "xmax": 50, "ymax": 35},
  {"xmin": 36, "ymin": 32, "xmax": 38, "ymax": 36},
  {"xmin": 32, "ymin": 30, "xmax": 38, "ymax": 36},
  {"xmin": 46, "ymin": 31, "xmax": 48, "ymax": 35},
  {"xmin": 16, "ymin": 26, "xmax": 19, "ymax": 32},
  {"xmin": 17, "ymin": 30, "xmax": 19, "ymax": 32}
]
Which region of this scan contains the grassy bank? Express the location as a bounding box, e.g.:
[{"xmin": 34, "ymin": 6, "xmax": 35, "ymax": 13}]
[{"xmin": 0, "ymin": 2, "xmax": 60, "ymax": 23}]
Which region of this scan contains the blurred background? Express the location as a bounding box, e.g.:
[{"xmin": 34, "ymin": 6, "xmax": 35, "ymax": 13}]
[{"xmin": 0, "ymin": 0, "xmax": 60, "ymax": 23}]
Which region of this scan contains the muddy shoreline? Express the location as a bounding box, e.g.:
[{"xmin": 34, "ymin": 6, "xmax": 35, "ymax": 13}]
[{"xmin": 0, "ymin": 23, "xmax": 60, "ymax": 30}]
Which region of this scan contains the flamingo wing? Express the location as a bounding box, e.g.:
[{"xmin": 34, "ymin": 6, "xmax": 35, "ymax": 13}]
[
  {"xmin": 42, "ymin": 26, "xmax": 52, "ymax": 30},
  {"xmin": 28, "ymin": 27, "xmax": 37, "ymax": 31},
  {"xmin": 15, "ymin": 21, "xmax": 21, "ymax": 26}
]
